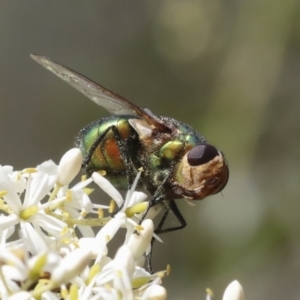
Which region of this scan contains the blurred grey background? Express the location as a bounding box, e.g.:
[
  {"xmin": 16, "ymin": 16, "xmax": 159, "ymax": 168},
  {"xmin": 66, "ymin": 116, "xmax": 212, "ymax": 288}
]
[{"xmin": 1, "ymin": 1, "xmax": 300, "ymax": 299}]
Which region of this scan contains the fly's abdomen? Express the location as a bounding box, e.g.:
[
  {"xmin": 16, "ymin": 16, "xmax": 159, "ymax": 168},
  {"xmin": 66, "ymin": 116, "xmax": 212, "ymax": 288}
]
[{"xmin": 76, "ymin": 116, "xmax": 137, "ymax": 176}]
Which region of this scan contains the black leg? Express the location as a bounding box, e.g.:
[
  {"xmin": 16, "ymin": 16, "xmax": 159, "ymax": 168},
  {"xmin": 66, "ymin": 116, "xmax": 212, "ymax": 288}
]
[
  {"xmin": 155, "ymin": 200, "xmax": 187, "ymax": 235},
  {"xmin": 83, "ymin": 126, "xmax": 111, "ymax": 170},
  {"xmin": 146, "ymin": 201, "xmax": 187, "ymax": 273},
  {"xmin": 109, "ymin": 126, "xmax": 136, "ymax": 189},
  {"xmin": 139, "ymin": 169, "xmax": 173, "ymax": 226}
]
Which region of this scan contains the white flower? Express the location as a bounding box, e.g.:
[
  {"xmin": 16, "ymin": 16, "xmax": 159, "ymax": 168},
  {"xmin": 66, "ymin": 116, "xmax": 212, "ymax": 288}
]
[{"xmin": 0, "ymin": 161, "xmax": 68, "ymax": 254}]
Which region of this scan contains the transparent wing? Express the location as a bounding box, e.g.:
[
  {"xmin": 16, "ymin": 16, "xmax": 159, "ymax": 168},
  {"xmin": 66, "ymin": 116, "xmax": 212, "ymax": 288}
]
[{"xmin": 30, "ymin": 54, "xmax": 170, "ymax": 131}]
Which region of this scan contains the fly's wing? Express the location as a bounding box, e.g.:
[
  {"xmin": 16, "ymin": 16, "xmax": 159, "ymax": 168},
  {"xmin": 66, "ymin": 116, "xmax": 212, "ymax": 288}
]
[{"xmin": 30, "ymin": 54, "xmax": 170, "ymax": 132}]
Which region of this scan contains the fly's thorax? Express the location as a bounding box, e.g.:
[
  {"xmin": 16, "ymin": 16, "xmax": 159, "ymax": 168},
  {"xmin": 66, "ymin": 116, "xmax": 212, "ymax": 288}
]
[
  {"xmin": 159, "ymin": 140, "xmax": 185, "ymax": 160},
  {"xmin": 169, "ymin": 144, "xmax": 229, "ymax": 200}
]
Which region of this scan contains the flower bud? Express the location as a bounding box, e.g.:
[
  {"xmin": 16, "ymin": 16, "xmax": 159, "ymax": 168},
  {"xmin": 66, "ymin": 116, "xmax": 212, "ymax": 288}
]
[
  {"xmin": 127, "ymin": 219, "xmax": 154, "ymax": 261},
  {"xmin": 144, "ymin": 285, "xmax": 167, "ymax": 300},
  {"xmin": 57, "ymin": 148, "xmax": 82, "ymax": 186},
  {"xmin": 222, "ymin": 280, "xmax": 244, "ymax": 300}
]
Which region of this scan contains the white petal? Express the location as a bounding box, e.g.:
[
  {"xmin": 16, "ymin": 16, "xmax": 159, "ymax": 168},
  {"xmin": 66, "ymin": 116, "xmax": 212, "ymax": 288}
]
[
  {"xmin": 0, "ymin": 166, "xmax": 22, "ymax": 213},
  {"xmin": 41, "ymin": 252, "xmax": 62, "ymax": 274},
  {"xmin": 96, "ymin": 215, "xmax": 124, "ymax": 243},
  {"xmin": 79, "ymin": 237, "xmax": 104, "ymax": 258},
  {"xmin": 77, "ymin": 224, "xmax": 95, "ymax": 238},
  {"xmin": 144, "ymin": 203, "xmax": 163, "ymax": 220},
  {"xmin": 20, "ymin": 222, "xmax": 49, "ymax": 254},
  {"xmin": 51, "ymin": 248, "xmax": 92, "ymax": 284},
  {"xmin": 37, "ymin": 160, "xmax": 58, "ymax": 176},
  {"xmin": 7, "ymin": 170, "xmax": 26, "ymax": 194},
  {"xmin": 26, "ymin": 160, "xmax": 57, "ymax": 206},
  {"xmin": 0, "ymin": 248, "xmax": 27, "ymax": 276},
  {"xmin": 82, "ymin": 193, "xmax": 93, "ymax": 212},
  {"xmin": 222, "ymin": 280, "xmax": 245, "ymax": 300},
  {"xmin": 113, "ymin": 245, "xmax": 135, "ymax": 299},
  {"xmin": 92, "ymin": 172, "xmax": 123, "ymax": 207},
  {"xmin": 39, "ymin": 291, "xmax": 60, "ymax": 300},
  {"xmin": 0, "ymin": 214, "xmax": 18, "ymax": 233},
  {"xmin": 113, "ymin": 245, "xmax": 135, "ymax": 278},
  {"xmin": 133, "ymin": 266, "xmax": 151, "ymax": 278},
  {"xmin": 7, "ymin": 291, "xmax": 34, "ymax": 300},
  {"xmin": 67, "ymin": 188, "xmax": 93, "ymax": 213},
  {"xmin": 2, "ymin": 165, "xmax": 13, "ymax": 174},
  {"xmin": 127, "ymin": 191, "xmax": 148, "ymax": 207},
  {"xmin": 30, "ymin": 213, "xmax": 67, "ymax": 237},
  {"xmin": 71, "ymin": 177, "xmax": 93, "ymax": 190},
  {"xmin": 0, "ymin": 224, "xmax": 15, "ymax": 244}
]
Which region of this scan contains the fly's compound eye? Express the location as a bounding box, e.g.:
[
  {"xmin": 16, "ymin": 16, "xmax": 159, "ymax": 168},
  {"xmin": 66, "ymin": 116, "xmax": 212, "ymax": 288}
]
[{"xmin": 187, "ymin": 144, "xmax": 219, "ymax": 166}]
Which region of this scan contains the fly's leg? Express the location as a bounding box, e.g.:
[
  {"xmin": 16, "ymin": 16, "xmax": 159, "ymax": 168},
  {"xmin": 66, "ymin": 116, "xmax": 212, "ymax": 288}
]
[
  {"xmin": 109, "ymin": 126, "xmax": 137, "ymax": 190},
  {"xmin": 146, "ymin": 201, "xmax": 187, "ymax": 273},
  {"xmin": 155, "ymin": 200, "xmax": 187, "ymax": 234},
  {"xmin": 139, "ymin": 170, "xmax": 173, "ymax": 225},
  {"xmin": 139, "ymin": 163, "xmax": 187, "ymax": 273}
]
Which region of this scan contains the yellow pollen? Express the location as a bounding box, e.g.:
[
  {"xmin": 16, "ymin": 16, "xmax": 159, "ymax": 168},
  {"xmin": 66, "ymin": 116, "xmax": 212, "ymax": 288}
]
[
  {"xmin": 0, "ymin": 191, "xmax": 8, "ymax": 197},
  {"xmin": 104, "ymin": 283, "xmax": 112, "ymax": 290},
  {"xmin": 80, "ymin": 210, "xmax": 87, "ymax": 217},
  {"xmin": 62, "ymin": 212, "xmax": 70, "ymax": 219},
  {"xmin": 98, "ymin": 208, "xmax": 104, "ymax": 218},
  {"xmin": 98, "ymin": 170, "xmax": 107, "ymax": 176},
  {"xmin": 21, "ymin": 168, "xmax": 37, "ymax": 174},
  {"xmin": 206, "ymin": 288, "xmax": 214, "ymax": 297},
  {"xmin": 86, "ymin": 264, "xmax": 100, "ymax": 285},
  {"xmin": 20, "ymin": 205, "xmax": 38, "ymax": 220},
  {"xmin": 132, "ymin": 276, "xmax": 152, "ymax": 288},
  {"xmin": 60, "ymin": 226, "xmax": 69, "ymax": 236},
  {"xmin": 109, "ymin": 200, "xmax": 116, "ymax": 213},
  {"xmin": 66, "ymin": 189, "xmax": 72, "ymax": 202},
  {"xmin": 29, "ymin": 253, "xmax": 47, "ymax": 280},
  {"xmin": 60, "ymin": 286, "xmax": 68, "ymax": 298},
  {"xmin": 125, "ymin": 202, "xmax": 148, "ymax": 217},
  {"xmin": 154, "ymin": 265, "xmax": 171, "ymax": 279},
  {"xmin": 11, "ymin": 249, "xmax": 26, "ymax": 260},
  {"xmin": 69, "ymin": 284, "xmax": 78, "ymax": 299},
  {"xmin": 134, "ymin": 224, "xmax": 144, "ymax": 232},
  {"xmin": 83, "ymin": 187, "xmax": 94, "ymax": 195},
  {"xmin": 73, "ymin": 242, "xmax": 80, "ymax": 248},
  {"xmin": 166, "ymin": 264, "xmax": 171, "ymax": 276},
  {"xmin": 61, "ymin": 238, "xmax": 71, "ymax": 244}
]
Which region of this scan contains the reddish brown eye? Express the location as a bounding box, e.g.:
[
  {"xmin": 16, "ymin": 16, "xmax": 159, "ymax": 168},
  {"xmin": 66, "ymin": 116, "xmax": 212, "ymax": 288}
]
[{"xmin": 187, "ymin": 144, "xmax": 219, "ymax": 166}]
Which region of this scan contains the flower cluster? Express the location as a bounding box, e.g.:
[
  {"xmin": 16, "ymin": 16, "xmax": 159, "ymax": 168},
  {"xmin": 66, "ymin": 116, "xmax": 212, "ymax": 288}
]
[
  {"xmin": 0, "ymin": 149, "xmax": 167, "ymax": 299},
  {"xmin": 0, "ymin": 148, "xmax": 244, "ymax": 300}
]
